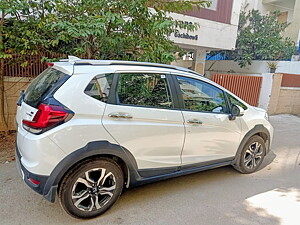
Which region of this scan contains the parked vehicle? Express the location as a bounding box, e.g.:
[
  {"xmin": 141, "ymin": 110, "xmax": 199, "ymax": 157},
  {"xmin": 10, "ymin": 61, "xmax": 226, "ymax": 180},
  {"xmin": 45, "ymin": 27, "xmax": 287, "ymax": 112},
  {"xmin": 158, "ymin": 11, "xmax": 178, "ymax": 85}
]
[{"xmin": 15, "ymin": 57, "xmax": 273, "ymax": 218}]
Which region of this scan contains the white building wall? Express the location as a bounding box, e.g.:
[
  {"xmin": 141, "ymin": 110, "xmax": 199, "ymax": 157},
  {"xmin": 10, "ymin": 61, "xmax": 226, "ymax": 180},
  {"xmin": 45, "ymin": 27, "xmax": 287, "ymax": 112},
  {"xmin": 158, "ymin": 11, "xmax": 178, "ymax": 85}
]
[
  {"xmin": 205, "ymin": 60, "xmax": 300, "ymax": 76},
  {"xmin": 241, "ymin": 0, "xmax": 298, "ymax": 42},
  {"xmin": 170, "ymin": 0, "xmax": 242, "ymax": 73},
  {"xmin": 169, "ymin": 13, "xmax": 239, "ymax": 51},
  {"xmin": 258, "ymin": 73, "xmax": 274, "ymax": 110},
  {"xmin": 232, "ymin": 0, "xmax": 243, "ymax": 25},
  {"xmin": 170, "ymin": 0, "xmax": 242, "ymax": 51},
  {"xmin": 241, "ymin": 0, "xmax": 294, "ymax": 23}
]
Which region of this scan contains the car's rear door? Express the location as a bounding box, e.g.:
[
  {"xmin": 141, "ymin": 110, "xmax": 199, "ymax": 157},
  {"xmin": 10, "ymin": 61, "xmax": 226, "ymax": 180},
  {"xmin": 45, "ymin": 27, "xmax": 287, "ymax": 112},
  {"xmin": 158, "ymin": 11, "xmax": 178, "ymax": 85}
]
[{"xmin": 102, "ymin": 71, "xmax": 184, "ymax": 176}]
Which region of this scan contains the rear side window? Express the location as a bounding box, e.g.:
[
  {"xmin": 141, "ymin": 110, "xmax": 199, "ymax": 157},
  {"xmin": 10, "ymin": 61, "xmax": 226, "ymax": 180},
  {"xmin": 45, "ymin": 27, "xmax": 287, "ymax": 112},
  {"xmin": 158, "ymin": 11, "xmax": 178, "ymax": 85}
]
[
  {"xmin": 84, "ymin": 74, "xmax": 113, "ymax": 102},
  {"xmin": 24, "ymin": 68, "xmax": 68, "ymax": 107},
  {"xmin": 117, "ymin": 73, "xmax": 173, "ymax": 109}
]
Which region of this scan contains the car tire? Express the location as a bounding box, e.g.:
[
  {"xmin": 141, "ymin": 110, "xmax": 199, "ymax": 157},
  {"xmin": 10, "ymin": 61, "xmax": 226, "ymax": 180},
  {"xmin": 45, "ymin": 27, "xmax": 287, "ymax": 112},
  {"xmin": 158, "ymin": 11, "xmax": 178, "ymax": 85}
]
[
  {"xmin": 233, "ymin": 135, "xmax": 266, "ymax": 174},
  {"xmin": 58, "ymin": 157, "xmax": 124, "ymax": 219}
]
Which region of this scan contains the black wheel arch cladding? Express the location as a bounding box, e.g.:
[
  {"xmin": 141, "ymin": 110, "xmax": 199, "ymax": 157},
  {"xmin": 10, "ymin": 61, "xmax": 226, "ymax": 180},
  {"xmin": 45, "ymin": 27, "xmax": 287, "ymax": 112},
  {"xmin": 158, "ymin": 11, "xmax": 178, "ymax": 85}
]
[
  {"xmin": 232, "ymin": 124, "xmax": 270, "ymax": 166},
  {"xmin": 43, "ymin": 140, "xmax": 139, "ymax": 202}
]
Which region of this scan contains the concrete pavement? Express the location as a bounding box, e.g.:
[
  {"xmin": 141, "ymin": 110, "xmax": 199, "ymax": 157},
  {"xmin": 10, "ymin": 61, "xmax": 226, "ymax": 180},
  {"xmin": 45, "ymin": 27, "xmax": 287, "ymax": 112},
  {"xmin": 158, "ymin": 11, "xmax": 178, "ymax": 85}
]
[{"xmin": 0, "ymin": 114, "xmax": 299, "ymax": 225}]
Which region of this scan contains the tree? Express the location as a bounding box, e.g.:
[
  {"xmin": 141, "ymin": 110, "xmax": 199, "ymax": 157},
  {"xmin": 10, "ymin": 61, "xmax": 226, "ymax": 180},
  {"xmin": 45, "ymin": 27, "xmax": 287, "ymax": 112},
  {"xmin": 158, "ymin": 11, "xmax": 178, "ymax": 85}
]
[
  {"xmin": 0, "ymin": 0, "xmax": 211, "ymax": 133},
  {"xmin": 42, "ymin": 0, "xmax": 210, "ymax": 63},
  {"xmin": 0, "ymin": 0, "xmax": 34, "ymax": 134},
  {"xmin": 209, "ymin": 8, "xmax": 296, "ymax": 68}
]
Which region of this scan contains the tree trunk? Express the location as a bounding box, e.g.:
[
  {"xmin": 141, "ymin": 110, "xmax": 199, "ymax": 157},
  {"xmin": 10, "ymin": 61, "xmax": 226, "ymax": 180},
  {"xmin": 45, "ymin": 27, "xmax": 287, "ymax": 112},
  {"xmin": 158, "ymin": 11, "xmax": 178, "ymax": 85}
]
[
  {"xmin": 0, "ymin": 58, "xmax": 9, "ymax": 135},
  {"xmin": 86, "ymin": 46, "xmax": 92, "ymax": 59},
  {"xmin": 0, "ymin": 11, "xmax": 9, "ymax": 135},
  {"xmin": 86, "ymin": 35, "xmax": 94, "ymax": 59}
]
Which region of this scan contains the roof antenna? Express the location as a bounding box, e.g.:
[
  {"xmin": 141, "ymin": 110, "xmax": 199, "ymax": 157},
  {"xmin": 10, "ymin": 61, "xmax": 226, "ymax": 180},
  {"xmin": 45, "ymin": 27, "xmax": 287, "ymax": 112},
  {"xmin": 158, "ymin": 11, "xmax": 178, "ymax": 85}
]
[
  {"xmin": 67, "ymin": 56, "xmax": 80, "ymax": 75},
  {"xmin": 68, "ymin": 56, "xmax": 81, "ymax": 63}
]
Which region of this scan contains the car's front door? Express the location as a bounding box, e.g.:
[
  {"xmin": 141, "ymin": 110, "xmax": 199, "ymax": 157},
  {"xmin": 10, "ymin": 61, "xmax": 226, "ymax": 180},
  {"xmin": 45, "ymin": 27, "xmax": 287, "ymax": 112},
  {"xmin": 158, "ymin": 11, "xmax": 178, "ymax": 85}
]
[
  {"xmin": 173, "ymin": 74, "xmax": 242, "ymax": 166},
  {"xmin": 102, "ymin": 72, "xmax": 184, "ymax": 175}
]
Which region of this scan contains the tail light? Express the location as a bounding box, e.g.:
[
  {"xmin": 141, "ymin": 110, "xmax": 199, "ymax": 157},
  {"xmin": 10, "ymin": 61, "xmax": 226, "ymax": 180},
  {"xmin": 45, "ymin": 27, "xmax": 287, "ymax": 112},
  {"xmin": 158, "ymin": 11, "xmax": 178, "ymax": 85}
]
[
  {"xmin": 22, "ymin": 103, "xmax": 74, "ymax": 134},
  {"xmin": 47, "ymin": 62, "xmax": 54, "ymax": 67}
]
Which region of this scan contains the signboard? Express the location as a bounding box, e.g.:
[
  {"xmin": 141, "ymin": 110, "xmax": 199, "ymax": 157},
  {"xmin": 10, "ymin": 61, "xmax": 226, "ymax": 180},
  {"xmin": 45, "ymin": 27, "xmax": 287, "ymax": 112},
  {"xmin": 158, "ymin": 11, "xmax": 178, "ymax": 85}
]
[{"xmin": 174, "ymin": 20, "xmax": 199, "ymax": 40}]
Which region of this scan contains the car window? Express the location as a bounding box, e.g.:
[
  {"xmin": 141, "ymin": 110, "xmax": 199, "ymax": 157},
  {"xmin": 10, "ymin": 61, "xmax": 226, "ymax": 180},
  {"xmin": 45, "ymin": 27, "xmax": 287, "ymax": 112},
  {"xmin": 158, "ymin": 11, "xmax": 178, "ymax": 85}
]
[
  {"xmin": 24, "ymin": 67, "xmax": 68, "ymax": 107},
  {"xmin": 226, "ymin": 93, "xmax": 248, "ymax": 110},
  {"xmin": 84, "ymin": 74, "xmax": 113, "ymax": 102},
  {"xmin": 117, "ymin": 73, "xmax": 173, "ymax": 108},
  {"xmin": 176, "ymin": 76, "xmax": 228, "ymax": 113}
]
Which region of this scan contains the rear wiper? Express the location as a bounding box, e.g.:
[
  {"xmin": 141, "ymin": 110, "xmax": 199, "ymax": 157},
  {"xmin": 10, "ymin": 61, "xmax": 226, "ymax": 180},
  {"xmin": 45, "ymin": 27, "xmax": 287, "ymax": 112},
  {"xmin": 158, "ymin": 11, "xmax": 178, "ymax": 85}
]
[{"xmin": 17, "ymin": 90, "xmax": 25, "ymax": 106}]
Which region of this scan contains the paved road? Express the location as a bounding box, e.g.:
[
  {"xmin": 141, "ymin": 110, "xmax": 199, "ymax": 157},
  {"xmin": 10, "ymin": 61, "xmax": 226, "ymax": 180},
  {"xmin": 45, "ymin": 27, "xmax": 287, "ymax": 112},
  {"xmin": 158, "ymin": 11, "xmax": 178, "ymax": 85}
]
[{"xmin": 0, "ymin": 115, "xmax": 299, "ymax": 225}]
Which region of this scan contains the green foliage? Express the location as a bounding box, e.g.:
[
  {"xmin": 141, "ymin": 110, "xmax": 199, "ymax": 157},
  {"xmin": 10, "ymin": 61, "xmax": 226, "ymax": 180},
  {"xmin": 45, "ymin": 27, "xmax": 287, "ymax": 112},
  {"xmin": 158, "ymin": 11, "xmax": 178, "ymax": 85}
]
[
  {"xmin": 210, "ymin": 9, "xmax": 297, "ymax": 68},
  {"xmin": 1, "ymin": 0, "xmax": 210, "ymax": 64},
  {"xmin": 0, "ymin": 0, "xmax": 210, "ymax": 132},
  {"xmin": 1, "ymin": 0, "xmax": 44, "ymax": 58},
  {"xmin": 267, "ymin": 61, "xmax": 278, "ymax": 69}
]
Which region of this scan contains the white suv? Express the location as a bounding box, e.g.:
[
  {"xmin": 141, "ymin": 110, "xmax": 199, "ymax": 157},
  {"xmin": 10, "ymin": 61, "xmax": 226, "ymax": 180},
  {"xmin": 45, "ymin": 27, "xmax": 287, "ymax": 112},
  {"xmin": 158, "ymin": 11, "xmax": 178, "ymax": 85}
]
[{"xmin": 16, "ymin": 57, "xmax": 273, "ymax": 218}]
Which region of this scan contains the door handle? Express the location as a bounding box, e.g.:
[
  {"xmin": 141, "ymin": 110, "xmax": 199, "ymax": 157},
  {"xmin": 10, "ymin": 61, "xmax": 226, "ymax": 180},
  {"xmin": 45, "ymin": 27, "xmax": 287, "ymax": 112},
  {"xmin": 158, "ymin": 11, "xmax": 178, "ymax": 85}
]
[
  {"xmin": 108, "ymin": 112, "xmax": 133, "ymax": 119},
  {"xmin": 187, "ymin": 119, "xmax": 203, "ymax": 125}
]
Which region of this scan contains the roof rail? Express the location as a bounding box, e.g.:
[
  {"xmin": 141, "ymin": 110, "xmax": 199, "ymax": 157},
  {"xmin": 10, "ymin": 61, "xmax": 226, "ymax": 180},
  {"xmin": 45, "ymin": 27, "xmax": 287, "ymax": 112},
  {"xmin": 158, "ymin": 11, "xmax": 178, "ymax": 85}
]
[{"xmin": 59, "ymin": 56, "xmax": 203, "ymax": 76}]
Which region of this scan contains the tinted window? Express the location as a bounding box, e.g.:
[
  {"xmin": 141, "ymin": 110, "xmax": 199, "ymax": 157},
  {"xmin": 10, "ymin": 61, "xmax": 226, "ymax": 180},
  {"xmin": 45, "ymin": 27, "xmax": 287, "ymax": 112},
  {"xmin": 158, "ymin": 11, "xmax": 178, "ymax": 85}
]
[
  {"xmin": 24, "ymin": 68, "xmax": 68, "ymax": 107},
  {"xmin": 227, "ymin": 93, "xmax": 248, "ymax": 110},
  {"xmin": 176, "ymin": 76, "xmax": 228, "ymax": 113},
  {"xmin": 117, "ymin": 73, "xmax": 173, "ymax": 108},
  {"xmin": 84, "ymin": 74, "xmax": 113, "ymax": 102}
]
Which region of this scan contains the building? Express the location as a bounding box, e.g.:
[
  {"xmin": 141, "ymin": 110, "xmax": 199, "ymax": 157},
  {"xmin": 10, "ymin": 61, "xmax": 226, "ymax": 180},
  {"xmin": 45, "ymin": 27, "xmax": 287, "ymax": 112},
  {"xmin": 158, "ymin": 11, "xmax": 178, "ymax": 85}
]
[
  {"xmin": 170, "ymin": 0, "xmax": 242, "ymax": 74},
  {"xmin": 242, "ymin": 0, "xmax": 300, "ymax": 45}
]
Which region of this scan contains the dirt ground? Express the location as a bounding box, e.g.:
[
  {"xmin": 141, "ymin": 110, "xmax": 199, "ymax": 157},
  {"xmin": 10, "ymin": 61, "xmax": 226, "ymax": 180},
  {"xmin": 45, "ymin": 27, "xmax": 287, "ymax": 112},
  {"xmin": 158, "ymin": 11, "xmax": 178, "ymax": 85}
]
[{"xmin": 0, "ymin": 132, "xmax": 16, "ymax": 163}]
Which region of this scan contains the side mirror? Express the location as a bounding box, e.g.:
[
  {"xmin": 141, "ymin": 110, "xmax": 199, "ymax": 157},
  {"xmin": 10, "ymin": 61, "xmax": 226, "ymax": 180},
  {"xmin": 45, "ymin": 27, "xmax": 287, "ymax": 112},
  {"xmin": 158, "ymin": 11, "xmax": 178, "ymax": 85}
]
[
  {"xmin": 229, "ymin": 105, "xmax": 245, "ymax": 120},
  {"xmin": 233, "ymin": 105, "xmax": 245, "ymax": 116}
]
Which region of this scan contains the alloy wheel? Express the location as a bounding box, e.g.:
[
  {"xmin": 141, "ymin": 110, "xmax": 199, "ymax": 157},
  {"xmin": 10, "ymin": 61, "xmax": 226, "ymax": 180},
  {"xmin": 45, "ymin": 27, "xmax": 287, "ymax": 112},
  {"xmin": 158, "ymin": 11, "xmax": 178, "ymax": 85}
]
[
  {"xmin": 71, "ymin": 168, "xmax": 116, "ymax": 212},
  {"xmin": 243, "ymin": 142, "xmax": 263, "ymax": 170}
]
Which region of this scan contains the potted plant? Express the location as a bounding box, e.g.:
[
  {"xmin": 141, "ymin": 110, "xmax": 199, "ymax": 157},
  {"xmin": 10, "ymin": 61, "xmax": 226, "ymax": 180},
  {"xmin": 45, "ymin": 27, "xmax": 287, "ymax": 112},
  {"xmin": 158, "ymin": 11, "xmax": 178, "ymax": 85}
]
[{"xmin": 267, "ymin": 61, "xmax": 278, "ymax": 73}]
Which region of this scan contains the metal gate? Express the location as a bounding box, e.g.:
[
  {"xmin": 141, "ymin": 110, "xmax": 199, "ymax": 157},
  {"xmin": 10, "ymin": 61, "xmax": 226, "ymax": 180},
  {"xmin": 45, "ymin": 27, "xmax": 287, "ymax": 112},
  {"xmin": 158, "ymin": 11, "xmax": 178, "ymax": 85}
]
[{"xmin": 212, "ymin": 74, "xmax": 262, "ymax": 106}]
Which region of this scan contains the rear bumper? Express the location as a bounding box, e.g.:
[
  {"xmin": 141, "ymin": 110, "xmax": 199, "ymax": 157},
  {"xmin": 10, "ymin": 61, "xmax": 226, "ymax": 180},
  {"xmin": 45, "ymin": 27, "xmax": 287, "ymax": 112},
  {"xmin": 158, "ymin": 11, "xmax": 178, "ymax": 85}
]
[{"xmin": 16, "ymin": 145, "xmax": 54, "ymax": 200}]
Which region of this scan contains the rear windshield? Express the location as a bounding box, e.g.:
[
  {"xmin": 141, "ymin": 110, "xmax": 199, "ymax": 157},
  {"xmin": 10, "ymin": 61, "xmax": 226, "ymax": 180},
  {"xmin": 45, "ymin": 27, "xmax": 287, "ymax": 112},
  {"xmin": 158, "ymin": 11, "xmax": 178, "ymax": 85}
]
[{"xmin": 24, "ymin": 67, "xmax": 68, "ymax": 107}]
